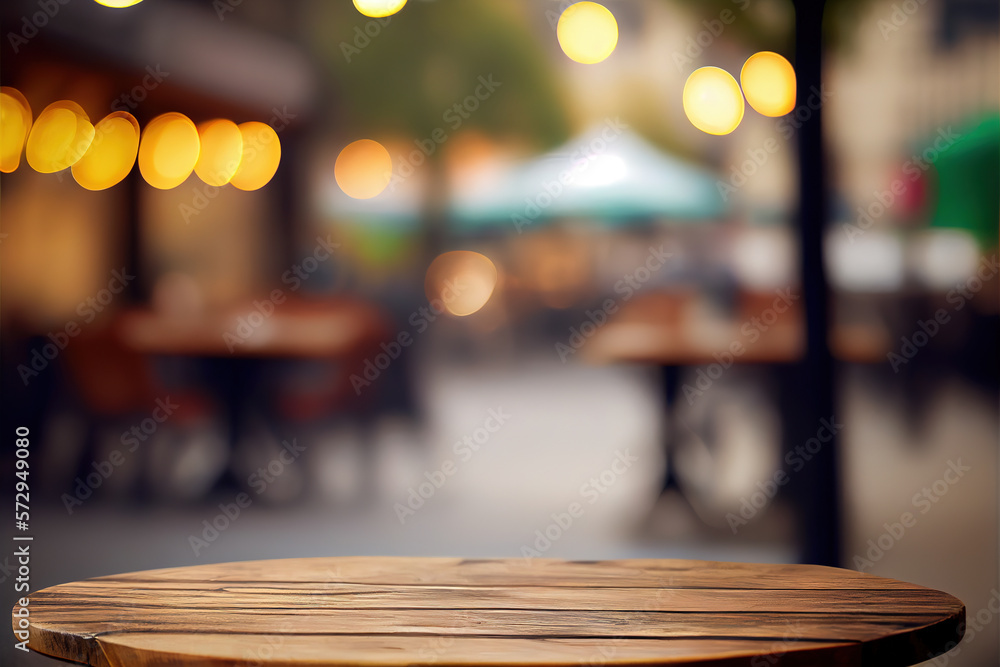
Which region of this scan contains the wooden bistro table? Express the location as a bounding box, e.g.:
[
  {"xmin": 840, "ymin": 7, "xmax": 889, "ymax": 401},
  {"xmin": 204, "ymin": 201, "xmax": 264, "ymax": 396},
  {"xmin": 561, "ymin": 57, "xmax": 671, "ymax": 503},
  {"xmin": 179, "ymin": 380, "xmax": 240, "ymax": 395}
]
[{"xmin": 15, "ymin": 557, "xmax": 963, "ymax": 666}]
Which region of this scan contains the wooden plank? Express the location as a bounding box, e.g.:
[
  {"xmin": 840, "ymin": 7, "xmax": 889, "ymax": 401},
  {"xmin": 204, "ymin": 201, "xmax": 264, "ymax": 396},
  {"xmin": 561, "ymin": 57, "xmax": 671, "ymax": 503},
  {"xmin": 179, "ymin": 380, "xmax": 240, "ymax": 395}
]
[
  {"xmin": 95, "ymin": 634, "xmax": 864, "ymax": 667},
  {"xmin": 30, "ymin": 582, "xmax": 957, "ymax": 615},
  {"xmin": 27, "ymin": 606, "xmax": 946, "ymax": 641},
  {"xmin": 88, "ymin": 557, "xmax": 925, "ymax": 589},
  {"xmin": 14, "ymin": 557, "xmax": 964, "ymax": 666}
]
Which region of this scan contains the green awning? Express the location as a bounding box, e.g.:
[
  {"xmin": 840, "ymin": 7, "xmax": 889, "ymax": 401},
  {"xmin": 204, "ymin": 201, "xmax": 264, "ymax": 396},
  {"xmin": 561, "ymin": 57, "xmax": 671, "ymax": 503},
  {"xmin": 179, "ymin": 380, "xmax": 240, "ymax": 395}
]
[
  {"xmin": 449, "ymin": 126, "xmax": 728, "ymax": 231},
  {"xmin": 930, "ymin": 112, "xmax": 1000, "ymax": 249}
]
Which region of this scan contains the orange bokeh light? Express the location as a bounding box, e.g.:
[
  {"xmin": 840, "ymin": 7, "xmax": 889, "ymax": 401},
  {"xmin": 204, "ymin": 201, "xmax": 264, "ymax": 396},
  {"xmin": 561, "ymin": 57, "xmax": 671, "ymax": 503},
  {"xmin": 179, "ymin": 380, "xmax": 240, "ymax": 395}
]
[
  {"xmin": 1, "ymin": 87, "xmax": 32, "ymax": 173},
  {"xmin": 26, "ymin": 101, "xmax": 95, "ymax": 173},
  {"xmin": 334, "ymin": 139, "xmax": 393, "ymax": 200},
  {"xmin": 229, "ymin": 121, "xmax": 281, "ymax": 191},
  {"xmin": 741, "ymin": 51, "xmax": 797, "ymax": 117},
  {"xmin": 195, "ymin": 119, "xmax": 243, "ymax": 187},
  {"xmin": 138, "ymin": 112, "xmax": 201, "ymax": 189},
  {"xmin": 71, "ymin": 111, "xmax": 140, "ymax": 190},
  {"xmin": 425, "ymin": 251, "xmax": 499, "ymax": 317}
]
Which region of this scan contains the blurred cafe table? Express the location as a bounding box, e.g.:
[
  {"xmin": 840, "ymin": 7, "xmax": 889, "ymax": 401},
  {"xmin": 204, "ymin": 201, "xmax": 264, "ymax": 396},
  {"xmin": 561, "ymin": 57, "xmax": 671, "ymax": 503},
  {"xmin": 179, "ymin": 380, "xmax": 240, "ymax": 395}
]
[
  {"xmin": 115, "ymin": 295, "xmax": 393, "ymax": 417},
  {"xmin": 16, "ymin": 556, "xmax": 964, "ymax": 666},
  {"xmin": 116, "ymin": 296, "xmax": 391, "ymax": 360},
  {"xmin": 582, "ymin": 291, "xmax": 889, "ymax": 367},
  {"xmin": 111, "ymin": 297, "xmax": 394, "ymax": 481},
  {"xmin": 582, "ymin": 290, "xmax": 891, "ymax": 558}
]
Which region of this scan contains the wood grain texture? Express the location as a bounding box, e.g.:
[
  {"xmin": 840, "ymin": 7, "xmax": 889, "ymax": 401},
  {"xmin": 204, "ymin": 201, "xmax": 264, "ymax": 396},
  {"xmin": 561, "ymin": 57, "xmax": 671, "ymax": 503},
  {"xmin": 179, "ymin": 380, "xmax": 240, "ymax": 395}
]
[{"xmin": 14, "ymin": 557, "xmax": 964, "ymax": 666}]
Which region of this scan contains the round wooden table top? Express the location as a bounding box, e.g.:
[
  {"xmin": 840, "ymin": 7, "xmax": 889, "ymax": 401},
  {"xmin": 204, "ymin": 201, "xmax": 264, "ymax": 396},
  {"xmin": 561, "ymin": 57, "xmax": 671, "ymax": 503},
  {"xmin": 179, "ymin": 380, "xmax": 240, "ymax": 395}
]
[{"xmin": 15, "ymin": 557, "xmax": 963, "ymax": 666}]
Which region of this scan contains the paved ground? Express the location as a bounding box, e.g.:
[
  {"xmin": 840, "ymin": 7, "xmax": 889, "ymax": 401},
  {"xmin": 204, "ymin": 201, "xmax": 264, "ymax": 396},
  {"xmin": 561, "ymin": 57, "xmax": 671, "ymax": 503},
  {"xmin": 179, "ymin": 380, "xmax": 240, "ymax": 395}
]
[{"xmin": 4, "ymin": 358, "xmax": 995, "ymax": 666}]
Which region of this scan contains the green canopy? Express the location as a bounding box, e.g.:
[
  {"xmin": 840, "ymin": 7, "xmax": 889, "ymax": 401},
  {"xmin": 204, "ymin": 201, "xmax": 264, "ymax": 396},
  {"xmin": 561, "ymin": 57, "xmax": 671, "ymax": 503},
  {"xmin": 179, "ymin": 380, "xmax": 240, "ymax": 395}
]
[
  {"xmin": 930, "ymin": 112, "xmax": 1000, "ymax": 249},
  {"xmin": 449, "ymin": 127, "xmax": 728, "ymax": 232}
]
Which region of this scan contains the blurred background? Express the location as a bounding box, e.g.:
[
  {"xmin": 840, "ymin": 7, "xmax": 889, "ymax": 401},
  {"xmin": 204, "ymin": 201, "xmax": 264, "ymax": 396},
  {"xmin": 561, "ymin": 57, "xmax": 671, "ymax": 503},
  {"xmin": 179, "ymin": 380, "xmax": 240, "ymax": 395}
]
[{"xmin": 1, "ymin": 0, "xmax": 997, "ymax": 665}]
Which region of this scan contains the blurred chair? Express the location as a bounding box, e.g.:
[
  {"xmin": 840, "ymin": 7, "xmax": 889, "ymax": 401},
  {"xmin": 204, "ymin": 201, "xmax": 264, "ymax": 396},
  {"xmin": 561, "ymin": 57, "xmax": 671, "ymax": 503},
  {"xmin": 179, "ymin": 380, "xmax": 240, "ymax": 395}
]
[
  {"xmin": 235, "ymin": 296, "xmax": 412, "ymax": 505},
  {"xmin": 61, "ymin": 325, "xmax": 226, "ymax": 502}
]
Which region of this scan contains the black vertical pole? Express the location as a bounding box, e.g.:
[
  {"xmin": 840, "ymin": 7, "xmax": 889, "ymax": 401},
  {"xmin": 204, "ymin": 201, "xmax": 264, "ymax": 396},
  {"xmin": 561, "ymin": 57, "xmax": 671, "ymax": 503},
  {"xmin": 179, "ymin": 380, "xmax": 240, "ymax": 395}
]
[
  {"xmin": 792, "ymin": 0, "xmax": 841, "ymax": 566},
  {"xmin": 124, "ymin": 167, "xmax": 143, "ymax": 303},
  {"xmin": 275, "ymin": 127, "xmax": 301, "ymax": 275}
]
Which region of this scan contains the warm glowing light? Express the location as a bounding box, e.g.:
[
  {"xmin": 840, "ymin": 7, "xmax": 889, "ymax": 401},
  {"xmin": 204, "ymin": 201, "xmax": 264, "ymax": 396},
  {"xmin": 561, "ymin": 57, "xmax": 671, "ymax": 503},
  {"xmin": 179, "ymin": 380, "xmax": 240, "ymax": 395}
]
[
  {"xmin": 682, "ymin": 67, "xmax": 744, "ymax": 135},
  {"xmin": 0, "ymin": 87, "xmax": 32, "ymax": 173},
  {"xmin": 94, "ymin": 0, "xmax": 144, "ymax": 7},
  {"xmin": 353, "ymin": 0, "xmax": 406, "ymax": 18},
  {"xmin": 138, "ymin": 112, "xmax": 200, "ymax": 189},
  {"xmin": 740, "ymin": 51, "xmax": 796, "ymax": 117},
  {"xmin": 195, "ymin": 119, "xmax": 243, "ymax": 186},
  {"xmin": 26, "ymin": 101, "xmax": 95, "ymax": 173},
  {"xmin": 229, "ymin": 122, "xmax": 281, "ymax": 191},
  {"xmin": 425, "ymin": 251, "xmax": 498, "ymax": 317},
  {"xmin": 556, "ymin": 2, "xmax": 618, "ymax": 65},
  {"xmin": 334, "ymin": 139, "xmax": 392, "ymax": 199},
  {"xmin": 71, "ymin": 112, "xmax": 139, "ymax": 190}
]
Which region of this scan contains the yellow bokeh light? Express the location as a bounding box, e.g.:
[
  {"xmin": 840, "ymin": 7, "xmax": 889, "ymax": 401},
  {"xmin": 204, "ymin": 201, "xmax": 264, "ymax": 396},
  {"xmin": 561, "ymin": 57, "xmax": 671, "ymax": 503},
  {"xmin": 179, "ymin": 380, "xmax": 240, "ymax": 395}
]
[
  {"xmin": 557, "ymin": 2, "xmax": 619, "ymax": 65},
  {"xmin": 0, "ymin": 87, "xmax": 32, "ymax": 173},
  {"xmin": 71, "ymin": 111, "xmax": 139, "ymax": 190},
  {"xmin": 740, "ymin": 51, "xmax": 796, "ymax": 117},
  {"xmin": 138, "ymin": 112, "xmax": 200, "ymax": 189},
  {"xmin": 682, "ymin": 67, "xmax": 745, "ymax": 135},
  {"xmin": 195, "ymin": 119, "xmax": 243, "ymax": 187},
  {"xmin": 94, "ymin": 0, "xmax": 144, "ymax": 7},
  {"xmin": 425, "ymin": 251, "xmax": 499, "ymax": 317},
  {"xmin": 353, "ymin": 0, "xmax": 407, "ymax": 18},
  {"xmin": 229, "ymin": 122, "xmax": 281, "ymax": 191},
  {"xmin": 334, "ymin": 139, "xmax": 392, "ymax": 200},
  {"xmin": 26, "ymin": 101, "xmax": 95, "ymax": 173}
]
